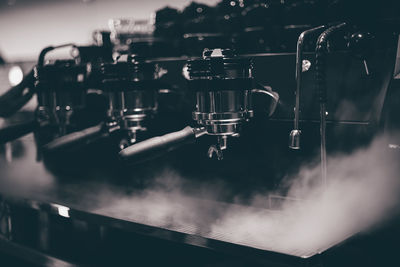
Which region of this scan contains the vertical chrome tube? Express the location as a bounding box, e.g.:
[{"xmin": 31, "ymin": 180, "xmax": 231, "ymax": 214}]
[
  {"xmin": 289, "ymin": 25, "xmax": 326, "ymax": 150},
  {"xmin": 315, "ymin": 23, "xmax": 347, "ymax": 187},
  {"xmin": 320, "ymin": 103, "xmax": 327, "ymax": 187}
]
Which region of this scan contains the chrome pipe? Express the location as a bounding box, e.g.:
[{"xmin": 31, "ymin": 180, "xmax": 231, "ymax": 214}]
[
  {"xmin": 320, "ymin": 103, "xmax": 327, "ymax": 187},
  {"xmin": 289, "ymin": 25, "xmax": 326, "ymax": 150},
  {"xmin": 315, "ymin": 23, "xmax": 347, "ymax": 187}
]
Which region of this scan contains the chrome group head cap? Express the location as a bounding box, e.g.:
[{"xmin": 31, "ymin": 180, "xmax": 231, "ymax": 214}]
[{"xmin": 187, "ymin": 48, "xmax": 253, "ymax": 82}]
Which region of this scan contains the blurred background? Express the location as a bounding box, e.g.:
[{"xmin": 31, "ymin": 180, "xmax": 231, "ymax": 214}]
[{"xmin": 0, "ymin": 0, "xmax": 219, "ymax": 61}]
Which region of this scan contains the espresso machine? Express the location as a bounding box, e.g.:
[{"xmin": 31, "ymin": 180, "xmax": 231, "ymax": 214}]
[
  {"xmin": 119, "ymin": 48, "xmax": 279, "ymax": 161},
  {"xmin": 42, "ymin": 53, "xmax": 170, "ymax": 152},
  {"xmin": 1, "ymin": 1, "xmax": 400, "ymax": 267},
  {"xmin": 0, "ymin": 43, "xmax": 108, "ymax": 146},
  {"xmin": 100, "ymin": 54, "xmax": 163, "ymax": 148},
  {"xmin": 35, "ymin": 45, "xmax": 88, "ymax": 137}
]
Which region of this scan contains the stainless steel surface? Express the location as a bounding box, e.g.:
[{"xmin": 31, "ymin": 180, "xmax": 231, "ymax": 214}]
[
  {"xmin": 0, "ymin": 134, "xmax": 366, "ymax": 262},
  {"xmin": 0, "ymin": 178, "xmax": 356, "ymax": 261},
  {"xmin": 0, "ymin": 236, "xmax": 78, "ymax": 267},
  {"xmin": 0, "ymin": 194, "xmax": 311, "ymax": 267}
]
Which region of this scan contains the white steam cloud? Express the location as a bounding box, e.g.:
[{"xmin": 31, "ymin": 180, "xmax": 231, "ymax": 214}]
[
  {"xmin": 210, "ymin": 134, "xmax": 400, "ymax": 257},
  {"xmin": 91, "ymin": 133, "xmax": 400, "ymax": 258},
  {"xmin": 2, "ymin": 133, "xmax": 400, "ymax": 258}
]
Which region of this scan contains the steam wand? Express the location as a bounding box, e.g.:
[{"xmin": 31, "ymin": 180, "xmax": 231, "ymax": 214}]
[
  {"xmin": 315, "ymin": 23, "xmax": 347, "ymax": 187},
  {"xmin": 289, "ymin": 25, "xmax": 326, "ymax": 150}
]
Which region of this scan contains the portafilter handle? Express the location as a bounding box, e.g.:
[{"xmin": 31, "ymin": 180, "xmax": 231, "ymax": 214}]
[
  {"xmin": 119, "ymin": 126, "xmax": 207, "ymax": 163},
  {"xmin": 42, "ymin": 123, "xmax": 112, "ymax": 153},
  {"xmin": 0, "ymin": 119, "xmax": 38, "ymax": 144},
  {"xmin": 0, "ymin": 69, "xmax": 35, "ymax": 118}
]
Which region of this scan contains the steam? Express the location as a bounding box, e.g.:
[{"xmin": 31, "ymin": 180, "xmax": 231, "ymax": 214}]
[
  {"xmin": 91, "ymin": 133, "xmax": 400, "ymax": 257},
  {"xmin": 2, "ymin": 133, "xmax": 400, "ymax": 258},
  {"xmin": 211, "ymin": 134, "xmax": 400, "ymax": 256}
]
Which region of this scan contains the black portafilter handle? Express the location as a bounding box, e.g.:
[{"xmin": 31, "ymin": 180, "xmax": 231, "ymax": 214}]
[
  {"xmin": 42, "ymin": 123, "xmax": 108, "ymax": 153},
  {"xmin": 0, "ymin": 69, "xmax": 35, "ymax": 118},
  {"xmin": 0, "ymin": 120, "xmax": 38, "ymax": 144},
  {"xmin": 119, "ymin": 126, "xmax": 206, "ymax": 163}
]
